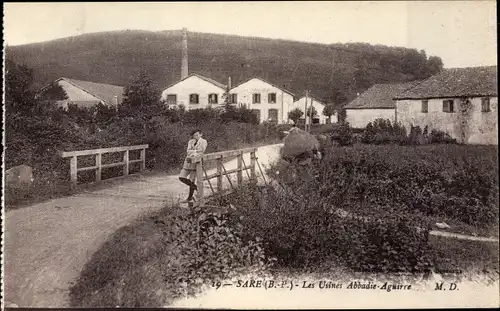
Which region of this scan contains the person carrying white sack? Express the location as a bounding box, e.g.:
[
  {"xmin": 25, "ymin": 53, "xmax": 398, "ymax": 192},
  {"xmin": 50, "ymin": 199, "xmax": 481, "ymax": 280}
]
[{"xmin": 281, "ymin": 124, "xmax": 322, "ymax": 181}]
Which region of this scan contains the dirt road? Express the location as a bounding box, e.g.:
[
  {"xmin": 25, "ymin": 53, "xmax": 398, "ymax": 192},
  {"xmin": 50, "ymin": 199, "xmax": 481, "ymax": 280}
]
[{"xmin": 4, "ymin": 143, "xmax": 283, "ymax": 307}]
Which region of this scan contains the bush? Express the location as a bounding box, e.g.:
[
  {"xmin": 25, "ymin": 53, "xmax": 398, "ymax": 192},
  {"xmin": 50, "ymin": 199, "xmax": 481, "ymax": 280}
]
[
  {"xmin": 332, "ymin": 122, "xmax": 354, "ymax": 146},
  {"xmin": 361, "ymin": 119, "xmax": 407, "ymax": 145},
  {"xmin": 228, "ymin": 182, "xmax": 433, "ymax": 273},
  {"xmin": 156, "ymin": 206, "xmax": 273, "ymax": 292},
  {"xmin": 430, "ymin": 129, "xmax": 457, "ymax": 144},
  {"xmin": 226, "ymin": 143, "xmax": 498, "ymax": 272}
]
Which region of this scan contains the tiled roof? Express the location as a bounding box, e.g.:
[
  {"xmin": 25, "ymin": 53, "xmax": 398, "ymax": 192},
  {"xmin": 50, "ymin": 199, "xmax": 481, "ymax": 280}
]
[
  {"xmin": 344, "ymin": 81, "xmax": 419, "ymax": 109},
  {"xmin": 163, "ymin": 73, "xmax": 227, "ymax": 91},
  {"xmin": 230, "ymin": 77, "xmax": 295, "ymax": 96},
  {"xmin": 394, "ymin": 66, "xmax": 498, "ymax": 100},
  {"xmin": 59, "ymin": 78, "xmax": 124, "ymax": 106}
]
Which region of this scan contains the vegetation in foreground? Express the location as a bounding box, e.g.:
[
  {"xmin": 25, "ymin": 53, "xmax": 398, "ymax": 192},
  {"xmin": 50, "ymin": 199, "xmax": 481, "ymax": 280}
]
[{"xmin": 69, "ymin": 143, "xmax": 499, "ymax": 307}]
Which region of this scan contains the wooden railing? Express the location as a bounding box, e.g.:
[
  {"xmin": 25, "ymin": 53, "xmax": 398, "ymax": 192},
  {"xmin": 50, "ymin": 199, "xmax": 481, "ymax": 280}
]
[
  {"xmin": 60, "ymin": 144, "xmax": 149, "ymax": 186},
  {"xmin": 188, "ymin": 147, "xmax": 258, "ymax": 202}
]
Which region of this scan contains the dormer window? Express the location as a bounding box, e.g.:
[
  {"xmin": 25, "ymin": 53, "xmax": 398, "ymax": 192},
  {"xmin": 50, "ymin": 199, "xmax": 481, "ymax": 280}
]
[
  {"xmin": 208, "ymin": 93, "xmax": 218, "ymax": 104},
  {"xmin": 189, "ymin": 94, "xmax": 199, "ymax": 104}
]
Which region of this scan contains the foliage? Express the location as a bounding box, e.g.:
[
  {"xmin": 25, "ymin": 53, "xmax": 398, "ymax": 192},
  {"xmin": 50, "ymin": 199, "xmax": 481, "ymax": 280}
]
[
  {"xmin": 334, "ymin": 122, "xmax": 354, "ymax": 146},
  {"xmin": 4, "ymin": 60, "xmax": 282, "ymax": 207},
  {"xmin": 288, "ymin": 108, "xmax": 304, "ymax": 124},
  {"xmin": 158, "ymin": 207, "xmax": 273, "ymax": 289},
  {"xmin": 430, "ymin": 129, "xmax": 457, "ymax": 144},
  {"xmin": 360, "ymin": 118, "xmax": 407, "ymax": 145},
  {"xmin": 7, "ymin": 30, "xmax": 444, "ymax": 104},
  {"xmin": 118, "ymin": 70, "xmax": 165, "ymax": 119},
  {"xmin": 227, "ymin": 143, "xmax": 498, "ymax": 273},
  {"xmin": 306, "ymin": 105, "xmax": 318, "ymax": 118},
  {"xmin": 322, "ymin": 104, "xmax": 337, "ymax": 122}
]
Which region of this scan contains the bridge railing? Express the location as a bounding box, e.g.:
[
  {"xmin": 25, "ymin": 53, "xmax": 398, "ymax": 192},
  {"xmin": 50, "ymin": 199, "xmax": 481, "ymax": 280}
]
[
  {"xmin": 60, "ymin": 144, "xmax": 149, "ymax": 186},
  {"xmin": 188, "ymin": 147, "xmax": 258, "ymax": 202}
]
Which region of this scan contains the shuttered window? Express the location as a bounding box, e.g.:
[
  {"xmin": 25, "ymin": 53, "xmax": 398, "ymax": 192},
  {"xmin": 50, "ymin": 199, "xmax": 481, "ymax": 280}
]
[
  {"xmin": 442, "ymin": 99, "xmax": 454, "ymax": 113},
  {"xmin": 421, "ymin": 100, "xmax": 428, "ymax": 113},
  {"xmin": 481, "ymin": 97, "xmax": 491, "ymax": 112},
  {"xmin": 208, "ymin": 93, "xmax": 218, "ymax": 104},
  {"xmin": 268, "ymin": 93, "xmax": 277, "ymax": 103},
  {"xmin": 189, "ymin": 94, "xmax": 199, "ymax": 104},
  {"xmin": 253, "ymin": 93, "xmax": 261, "ymax": 104}
]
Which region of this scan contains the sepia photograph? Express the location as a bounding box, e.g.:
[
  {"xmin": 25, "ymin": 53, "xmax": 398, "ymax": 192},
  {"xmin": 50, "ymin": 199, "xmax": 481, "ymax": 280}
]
[{"xmin": 2, "ymin": 1, "xmax": 499, "ymax": 309}]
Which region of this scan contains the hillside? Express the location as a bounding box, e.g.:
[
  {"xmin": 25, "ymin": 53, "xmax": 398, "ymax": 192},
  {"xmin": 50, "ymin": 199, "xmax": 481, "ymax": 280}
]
[{"xmin": 5, "ymin": 29, "xmax": 444, "ymax": 105}]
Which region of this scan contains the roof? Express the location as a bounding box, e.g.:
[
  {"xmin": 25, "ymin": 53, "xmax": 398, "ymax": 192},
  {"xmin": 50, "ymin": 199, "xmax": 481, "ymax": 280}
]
[
  {"xmin": 230, "ymin": 77, "xmax": 295, "ymax": 96},
  {"xmin": 162, "ymin": 73, "xmax": 227, "ymax": 91},
  {"xmin": 344, "ymin": 81, "xmax": 419, "ymax": 109},
  {"xmin": 394, "ymin": 66, "xmax": 498, "ymax": 100},
  {"xmin": 294, "ymin": 96, "xmax": 325, "ymax": 106},
  {"xmin": 42, "ymin": 77, "xmax": 124, "ymax": 106}
]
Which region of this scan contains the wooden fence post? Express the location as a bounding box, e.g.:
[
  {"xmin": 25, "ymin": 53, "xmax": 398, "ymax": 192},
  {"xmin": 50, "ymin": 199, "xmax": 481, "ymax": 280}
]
[
  {"xmin": 237, "ymin": 152, "xmax": 243, "ymax": 186},
  {"xmin": 95, "ymin": 153, "xmax": 102, "ymax": 182},
  {"xmin": 217, "ymin": 156, "xmax": 223, "ymax": 192},
  {"xmin": 123, "ymin": 150, "xmax": 129, "ymax": 176},
  {"xmin": 140, "ymin": 148, "xmax": 146, "ymax": 172},
  {"xmin": 250, "ymin": 150, "xmax": 256, "ymax": 181},
  {"xmin": 196, "ymin": 159, "xmax": 204, "ymax": 199},
  {"xmin": 70, "ymin": 156, "xmax": 78, "ymax": 186}
]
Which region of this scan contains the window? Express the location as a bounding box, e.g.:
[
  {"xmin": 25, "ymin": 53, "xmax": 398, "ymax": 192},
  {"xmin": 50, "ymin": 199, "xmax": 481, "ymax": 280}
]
[
  {"xmin": 268, "ymin": 109, "xmax": 278, "ymax": 122},
  {"xmin": 208, "ymin": 93, "xmax": 218, "ymax": 104},
  {"xmin": 251, "ymin": 109, "xmax": 261, "ymax": 121},
  {"xmin": 421, "ymin": 100, "xmax": 428, "ymax": 113},
  {"xmin": 268, "ymin": 93, "xmax": 277, "ymax": 104},
  {"xmin": 253, "ymin": 93, "xmax": 261, "ymax": 104},
  {"xmin": 443, "ymin": 99, "xmax": 454, "ymax": 113},
  {"xmin": 230, "ymin": 94, "xmax": 238, "ymax": 104},
  {"xmin": 166, "ymin": 94, "xmax": 177, "ymax": 105},
  {"xmin": 189, "ymin": 94, "xmax": 199, "ymax": 104},
  {"xmin": 481, "ymin": 97, "xmax": 491, "ymax": 112}
]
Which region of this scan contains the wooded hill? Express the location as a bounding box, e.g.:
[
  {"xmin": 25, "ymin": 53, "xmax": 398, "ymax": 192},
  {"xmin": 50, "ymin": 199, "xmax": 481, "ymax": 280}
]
[{"xmin": 6, "ymin": 29, "xmax": 444, "ymax": 106}]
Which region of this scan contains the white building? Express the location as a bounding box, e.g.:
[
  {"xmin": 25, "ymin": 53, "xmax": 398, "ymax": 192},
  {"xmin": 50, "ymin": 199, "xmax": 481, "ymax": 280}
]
[
  {"xmin": 344, "ymin": 82, "xmax": 418, "ymax": 128},
  {"xmin": 394, "ymin": 66, "xmax": 498, "ymax": 144},
  {"xmin": 290, "ymin": 96, "xmax": 337, "ymax": 124},
  {"xmin": 37, "ymin": 77, "xmax": 123, "ymax": 109},
  {"xmin": 229, "ymin": 77, "xmax": 294, "ymax": 124},
  {"xmin": 161, "ymin": 73, "xmax": 227, "ymax": 110}
]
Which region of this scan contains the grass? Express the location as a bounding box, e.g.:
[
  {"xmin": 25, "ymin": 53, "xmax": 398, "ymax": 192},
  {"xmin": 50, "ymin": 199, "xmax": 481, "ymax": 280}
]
[{"xmin": 69, "ymin": 202, "xmax": 499, "ymax": 308}]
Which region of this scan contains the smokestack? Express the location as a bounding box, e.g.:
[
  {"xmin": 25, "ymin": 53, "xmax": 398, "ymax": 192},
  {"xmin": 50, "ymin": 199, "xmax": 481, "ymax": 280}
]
[
  {"xmin": 181, "ymin": 28, "xmax": 189, "ymax": 79},
  {"xmin": 228, "ymin": 77, "xmax": 232, "ymax": 89}
]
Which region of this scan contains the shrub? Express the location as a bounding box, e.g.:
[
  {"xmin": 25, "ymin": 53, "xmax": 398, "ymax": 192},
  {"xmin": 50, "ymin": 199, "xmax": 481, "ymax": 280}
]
[
  {"xmin": 228, "ymin": 143, "xmax": 498, "ymax": 272},
  {"xmin": 361, "ymin": 118, "xmax": 407, "ymax": 145},
  {"xmin": 228, "ymin": 181, "xmax": 433, "ymax": 273},
  {"xmin": 156, "ymin": 206, "xmax": 273, "ymax": 292},
  {"xmin": 333, "ymin": 122, "xmax": 354, "ymax": 146},
  {"xmin": 430, "ymin": 129, "xmax": 457, "ymax": 144}
]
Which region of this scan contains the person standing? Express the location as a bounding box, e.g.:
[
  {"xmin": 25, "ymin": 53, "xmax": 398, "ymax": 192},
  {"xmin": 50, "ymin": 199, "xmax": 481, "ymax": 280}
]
[{"xmin": 179, "ymin": 129, "xmax": 207, "ymax": 203}]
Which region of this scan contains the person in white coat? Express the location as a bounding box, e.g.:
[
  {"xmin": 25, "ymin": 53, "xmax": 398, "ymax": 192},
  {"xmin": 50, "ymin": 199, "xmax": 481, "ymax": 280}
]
[{"xmin": 179, "ymin": 129, "xmax": 207, "ymax": 203}]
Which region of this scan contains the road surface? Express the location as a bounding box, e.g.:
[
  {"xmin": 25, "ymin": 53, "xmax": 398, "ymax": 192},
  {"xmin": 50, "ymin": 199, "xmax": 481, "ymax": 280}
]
[{"xmin": 4, "ymin": 143, "xmax": 283, "ymax": 307}]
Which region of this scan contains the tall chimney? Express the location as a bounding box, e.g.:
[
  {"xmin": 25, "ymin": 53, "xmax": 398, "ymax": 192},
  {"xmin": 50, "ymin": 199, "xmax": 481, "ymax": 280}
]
[
  {"xmin": 181, "ymin": 28, "xmax": 189, "ymax": 79},
  {"xmin": 228, "ymin": 77, "xmax": 232, "ymax": 89}
]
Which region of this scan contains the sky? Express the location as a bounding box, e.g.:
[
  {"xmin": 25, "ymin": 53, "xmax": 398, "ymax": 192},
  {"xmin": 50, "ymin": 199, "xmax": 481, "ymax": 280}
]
[{"xmin": 3, "ymin": 1, "xmax": 497, "ymax": 68}]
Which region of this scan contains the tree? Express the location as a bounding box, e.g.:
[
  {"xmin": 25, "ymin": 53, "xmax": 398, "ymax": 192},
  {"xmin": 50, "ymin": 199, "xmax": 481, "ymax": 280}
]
[
  {"xmin": 288, "ymin": 108, "xmax": 304, "ymax": 124},
  {"xmin": 118, "ymin": 70, "xmax": 163, "ymax": 119},
  {"xmin": 322, "ymin": 104, "xmax": 337, "ymax": 123},
  {"xmin": 427, "ymin": 56, "xmax": 444, "ymax": 76},
  {"xmin": 5, "ymin": 59, "xmax": 37, "ymax": 115},
  {"xmin": 306, "ymin": 106, "xmax": 318, "ymax": 118}
]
